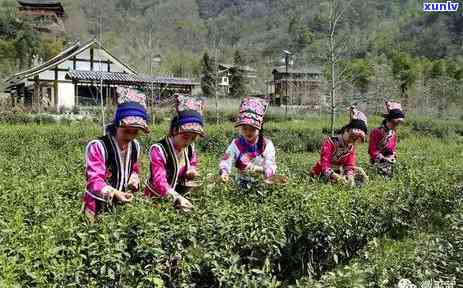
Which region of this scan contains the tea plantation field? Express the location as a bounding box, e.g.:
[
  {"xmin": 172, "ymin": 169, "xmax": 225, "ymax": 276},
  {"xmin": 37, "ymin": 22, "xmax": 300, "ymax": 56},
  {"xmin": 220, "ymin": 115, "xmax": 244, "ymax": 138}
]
[{"xmin": 0, "ymin": 118, "xmax": 462, "ymax": 287}]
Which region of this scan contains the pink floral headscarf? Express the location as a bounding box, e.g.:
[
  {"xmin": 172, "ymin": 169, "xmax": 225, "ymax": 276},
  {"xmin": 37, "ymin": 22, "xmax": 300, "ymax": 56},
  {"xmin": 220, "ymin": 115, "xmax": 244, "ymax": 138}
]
[
  {"xmin": 384, "ymin": 100, "xmax": 405, "ymax": 122},
  {"xmin": 115, "ymin": 87, "xmax": 149, "ymax": 133},
  {"xmin": 174, "ymin": 94, "xmax": 206, "ymax": 137},
  {"xmin": 235, "ymin": 97, "xmax": 270, "ymax": 130},
  {"xmin": 348, "ymin": 106, "xmax": 368, "ymax": 141}
]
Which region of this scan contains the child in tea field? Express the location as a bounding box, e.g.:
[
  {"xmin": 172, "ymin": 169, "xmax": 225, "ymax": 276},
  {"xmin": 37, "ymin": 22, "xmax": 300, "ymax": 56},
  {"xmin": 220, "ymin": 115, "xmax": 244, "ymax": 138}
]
[
  {"xmin": 219, "ymin": 97, "xmax": 277, "ymax": 188},
  {"xmin": 310, "ymin": 106, "xmax": 368, "ymax": 187},
  {"xmin": 144, "ymin": 95, "xmax": 205, "ymax": 211},
  {"xmin": 369, "ymin": 101, "xmax": 405, "ymax": 178},
  {"xmin": 83, "ymin": 87, "xmax": 149, "ymax": 220}
]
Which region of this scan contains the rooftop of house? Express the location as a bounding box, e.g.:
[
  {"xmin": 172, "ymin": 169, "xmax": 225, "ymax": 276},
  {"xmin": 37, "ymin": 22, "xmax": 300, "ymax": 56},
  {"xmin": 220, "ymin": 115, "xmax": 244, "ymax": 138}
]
[
  {"xmin": 272, "ymin": 66, "xmax": 323, "ymax": 75},
  {"xmin": 65, "ymin": 71, "xmax": 199, "ymax": 86},
  {"xmin": 18, "ymin": 0, "xmax": 62, "ymax": 6},
  {"xmin": 5, "ymin": 39, "xmax": 136, "ymax": 86},
  {"xmin": 17, "ymin": 0, "xmax": 64, "ymax": 13},
  {"xmin": 218, "ymin": 63, "xmax": 257, "ymax": 73}
]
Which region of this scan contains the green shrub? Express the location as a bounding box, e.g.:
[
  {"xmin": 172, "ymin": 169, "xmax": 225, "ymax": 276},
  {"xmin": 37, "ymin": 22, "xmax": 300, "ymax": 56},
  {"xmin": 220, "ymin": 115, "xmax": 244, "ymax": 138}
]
[
  {"xmin": 408, "ymin": 118, "xmax": 463, "ymax": 138},
  {"xmin": 0, "ymin": 110, "xmax": 34, "ymax": 124}
]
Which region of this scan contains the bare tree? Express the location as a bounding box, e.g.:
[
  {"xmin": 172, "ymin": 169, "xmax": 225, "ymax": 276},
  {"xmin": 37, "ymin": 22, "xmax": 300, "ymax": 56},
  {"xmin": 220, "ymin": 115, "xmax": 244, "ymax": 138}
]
[
  {"xmin": 369, "ymin": 59, "xmax": 400, "ymax": 115},
  {"xmin": 326, "ymin": 0, "xmax": 351, "ymax": 135}
]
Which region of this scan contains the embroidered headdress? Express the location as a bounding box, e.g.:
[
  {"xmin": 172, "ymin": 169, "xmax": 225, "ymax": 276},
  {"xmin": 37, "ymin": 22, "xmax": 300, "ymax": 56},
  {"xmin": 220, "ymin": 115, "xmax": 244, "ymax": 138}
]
[
  {"xmin": 347, "ymin": 106, "xmax": 368, "ymax": 141},
  {"xmin": 384, "ymin": 100, "xmax": 405, "ymax": 122},
  {"xmin": 235, "ymin": 97, "xmax": 269, "ymax": 130},
  {"xmin": 171, "ymin": 94, "xmax": 206, "ymax": 137},
  {"xmin": 113, "ymin": 87, "xmax": 149, "ymax": 133}
]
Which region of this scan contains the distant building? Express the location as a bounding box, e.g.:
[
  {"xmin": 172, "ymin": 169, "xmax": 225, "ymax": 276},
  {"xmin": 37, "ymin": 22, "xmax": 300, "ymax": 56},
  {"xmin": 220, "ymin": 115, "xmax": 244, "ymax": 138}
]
[
  {"xmin": 217, "ymin": 63, "xmax": 257, "ymax": 96},
  {"xmin": 141, "ymin": 76, "xmax": 199, "ymax": 102},
  {"xmin": 269, "ymin": 66, "xmax": 323, "ymax": 109},
  {"xmin": 4, "ymin": 39, "xmax": 198, "ymax": 112},
  {"xmin": 17, "ymin": 0, "xmax": 66, "ymax": 36}
]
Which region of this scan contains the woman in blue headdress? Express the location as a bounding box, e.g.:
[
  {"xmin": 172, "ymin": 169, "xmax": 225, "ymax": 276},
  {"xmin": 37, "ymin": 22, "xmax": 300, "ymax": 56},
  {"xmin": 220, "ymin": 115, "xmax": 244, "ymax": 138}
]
[{"xmin": 82, "ymin": 88, "xmax": 149, "ymax": 220}]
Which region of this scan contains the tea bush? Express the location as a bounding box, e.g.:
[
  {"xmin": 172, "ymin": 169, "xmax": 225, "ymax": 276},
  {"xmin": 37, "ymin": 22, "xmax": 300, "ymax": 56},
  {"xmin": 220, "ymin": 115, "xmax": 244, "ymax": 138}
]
[
  {"xmin": 0, "ymin": 118, "xmax": 461, "ymax": 287},
  {"xmin": 302, "ymin": 203, "xmax": 463, "ymax": 288},
  {"xmin": 0, "ymin": 110, "xmax": 34, "ymax": 124},
  {"xmin": 408, "ymin": 117, "xmax": 463, "ymax": 138}
]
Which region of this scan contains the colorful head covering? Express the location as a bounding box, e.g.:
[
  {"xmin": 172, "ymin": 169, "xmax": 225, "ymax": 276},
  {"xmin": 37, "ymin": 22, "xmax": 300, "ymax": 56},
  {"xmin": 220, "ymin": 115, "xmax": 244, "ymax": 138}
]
[
  {"xmin": 235, "ymin": 97, "xmax": 269, "ymax": 130},
  {"xmin": 171, "ymin": 94, "xmax": 205, "ymax": 137},
  {"xmin": 384, "ymin": 100, "xmax": 405, "ymax": 122},
  {"xmin": 117, "ymin": 87, "xmax": 147, "ymax": 107},
  {"xmin": 347, "ymin": 106, "xmax": 368, "ymax": 140},
  {"xmin": 113, "ymin": 87, "xmax": 149, "ymax": 133}
]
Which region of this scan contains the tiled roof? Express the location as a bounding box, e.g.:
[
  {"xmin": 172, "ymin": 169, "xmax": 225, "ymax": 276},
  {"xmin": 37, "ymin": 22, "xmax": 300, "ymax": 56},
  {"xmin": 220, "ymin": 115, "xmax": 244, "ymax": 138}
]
[
  {"xmin": 66, "ymin": 71, "xmax": 199, "ymax": 86},
  {"xmin": 143, "ymin": 76, "xmax": 199, "ymax": 86},
  {"xmin": 66, "ymin": 70, "xmax": 145, "ymax": 84},
  {"xmin": 5, "ymin": 39, "xmax": 137, "ymax": 85}
]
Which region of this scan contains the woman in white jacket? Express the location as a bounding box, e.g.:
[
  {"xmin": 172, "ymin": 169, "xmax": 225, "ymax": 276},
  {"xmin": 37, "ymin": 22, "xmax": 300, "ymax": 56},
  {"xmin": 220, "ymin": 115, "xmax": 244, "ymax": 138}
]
[{"xmin": 219, "ymin": 97, "xmax": 276, "ymax": 188}]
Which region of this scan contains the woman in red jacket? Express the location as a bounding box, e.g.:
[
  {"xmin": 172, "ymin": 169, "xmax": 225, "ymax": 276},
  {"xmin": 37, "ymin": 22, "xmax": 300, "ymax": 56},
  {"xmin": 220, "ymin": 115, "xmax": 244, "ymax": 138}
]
[
  {"xmin": 368, "ymin": 101, "xmax": 405, "ymax": 178},
  {"xmin": 310, "ymin": 106, "xmax": 369, "ymax": 187}
]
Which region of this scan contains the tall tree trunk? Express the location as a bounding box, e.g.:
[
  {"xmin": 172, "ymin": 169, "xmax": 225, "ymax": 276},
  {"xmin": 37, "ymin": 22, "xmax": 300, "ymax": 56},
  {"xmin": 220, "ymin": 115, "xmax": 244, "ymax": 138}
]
[
  {"xmin": 330, "ymin": 60, "xmax": 336, "ymax": 136},
  {"xmin": 330, "ymin": 31, "xmax": 336, "ymax": 136}
]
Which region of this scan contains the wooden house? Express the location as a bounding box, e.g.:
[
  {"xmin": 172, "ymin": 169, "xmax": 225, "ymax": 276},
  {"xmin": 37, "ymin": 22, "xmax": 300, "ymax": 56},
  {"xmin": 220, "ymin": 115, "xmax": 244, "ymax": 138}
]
[
  {"xmin": 4, "ymin": 39, "xmax": 198, "ymax": 111},
  {"xmin": 217, "ymin": 64, "xmax": 257, "ymax": 96},
  {"xmin": 17, "ymin": 0, "xmax": 66, "ymax": 35},
  {"xmin": 269, "ymin": 66, "xmax": 323, "ymax": 109}
]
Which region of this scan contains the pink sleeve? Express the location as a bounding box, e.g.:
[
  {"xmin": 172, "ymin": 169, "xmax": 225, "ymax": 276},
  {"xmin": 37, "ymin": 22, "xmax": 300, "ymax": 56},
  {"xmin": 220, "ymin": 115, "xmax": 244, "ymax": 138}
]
[
  {"xmin": 189, "ymin": 147, "xmax": 198, "ymax": 172},
  {"xmin": 320, "ymin": 138, "xmax": 335, "ymax": 176},
  {"xmin": 128, "ymin": 162, "xmax": 141, "ymax": 192},
  {"xmin": 128, "ymin": 141, "xmax": 141, "ymax": 192},
  {"xmin": 344, "ymin": 148, "xmax": 356, "ymax": 177},
  {"xmin": 148, "ymin": 145, "xmax": 173, "ymax": 198},
  {"xmin": 132, "ymin": 162, "xmax": 141, "ymax": 174},
  {"xmin": 368, "ymin": 129, "xmax": 382, "ymax": 161},
  {"xmin": 391, "ymin": 133, "xmax": 398, "ymax": 156},
  {"xmin": 85, "ymin": 141, "xmax": 112, "ymax": 199}
]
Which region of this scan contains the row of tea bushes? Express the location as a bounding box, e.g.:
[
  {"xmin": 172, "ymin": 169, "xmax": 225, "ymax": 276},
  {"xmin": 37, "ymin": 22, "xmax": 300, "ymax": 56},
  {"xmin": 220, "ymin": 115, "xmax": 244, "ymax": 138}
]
[{"xmin": 0, "ymin": 121, "xmax": 461, "ymax": 287}]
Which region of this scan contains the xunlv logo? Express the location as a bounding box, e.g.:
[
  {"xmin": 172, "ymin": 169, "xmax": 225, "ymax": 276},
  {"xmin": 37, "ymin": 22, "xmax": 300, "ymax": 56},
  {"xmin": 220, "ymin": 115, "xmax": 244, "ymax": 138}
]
[{"xmin": 423, "ymin": 1, "xmax": 460, "ymax": 12}]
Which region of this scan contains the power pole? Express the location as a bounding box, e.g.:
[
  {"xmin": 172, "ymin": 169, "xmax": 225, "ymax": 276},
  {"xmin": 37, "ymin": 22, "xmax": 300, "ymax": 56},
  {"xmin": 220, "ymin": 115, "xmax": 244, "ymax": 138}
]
[
  {"xmin": 149, "ymin": 22, "xmax": 154, "ymax": 125},
  {"xmin": 214, "ymin": 36, "xmax": 221, "ymax": 125},
  {"xmin": 98, "ymin": 3, "xmax": 105, "ymax": 133},
  {"xmin": 282, "ymin": 50, "xmax": 292, "ymax": 118}
]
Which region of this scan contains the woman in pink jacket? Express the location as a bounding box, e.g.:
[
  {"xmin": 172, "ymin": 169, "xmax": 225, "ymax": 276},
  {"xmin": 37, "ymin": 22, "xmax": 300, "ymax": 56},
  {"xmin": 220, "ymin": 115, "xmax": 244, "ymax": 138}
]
[
  {"xmin": 82, "ymin": 88, "xmax": 149, "ymax": 220},
  {"xmin": 144, "ymin": 95, "xmax": 205, "ymax": 211},
  {"xmin": 369, "ymin": 101, "xmax": 405, "ymax": 178}
]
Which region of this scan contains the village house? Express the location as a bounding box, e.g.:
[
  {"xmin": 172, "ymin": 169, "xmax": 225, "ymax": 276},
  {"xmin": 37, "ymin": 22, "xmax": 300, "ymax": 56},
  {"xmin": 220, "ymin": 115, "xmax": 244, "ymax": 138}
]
[
  {"xmin": 4, "ymin": 39, "xmax": 198, "ymax": 112},
  {"xmin": 268, "ymin": 66, "xmax": 323, "ymax": 109},
  {"xmin": 217, "ymin": 63, "xmax": 257, "ymax": 96}
]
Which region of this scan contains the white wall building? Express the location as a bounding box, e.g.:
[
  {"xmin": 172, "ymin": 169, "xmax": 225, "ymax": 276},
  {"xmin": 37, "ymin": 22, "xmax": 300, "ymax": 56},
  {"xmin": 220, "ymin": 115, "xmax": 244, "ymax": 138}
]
[{"xmin": 5, "ymin": 39, "xmax": 140, "ymax": 111}]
